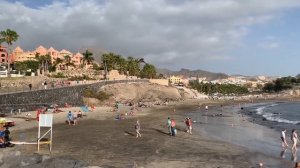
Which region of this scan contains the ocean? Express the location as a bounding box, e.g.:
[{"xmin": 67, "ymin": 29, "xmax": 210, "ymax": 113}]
[
  {"xmin": 185, "ymin": 101, "xmax": 300, "ymax": 164},
  {"xmin": 244, "ymin": 101, "xmax": 300, "ymax": 132}
]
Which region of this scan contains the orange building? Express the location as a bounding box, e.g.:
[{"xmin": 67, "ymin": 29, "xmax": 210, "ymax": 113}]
[
  {"xmin": 0, "ymin": 45, "xmax": 8, "ymax": 64},
  {"xmin": 12, "ymin": 46, "xmax": 91, "ymax": 69},
  {"xmin": 13, "ymin": 46, "xmax": 35, "ymax": 62}
]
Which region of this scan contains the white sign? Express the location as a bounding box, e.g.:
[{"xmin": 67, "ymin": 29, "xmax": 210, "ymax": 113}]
[{"xmin": 39, "ymin": 114, "xmax": 53, "ymax": 127}]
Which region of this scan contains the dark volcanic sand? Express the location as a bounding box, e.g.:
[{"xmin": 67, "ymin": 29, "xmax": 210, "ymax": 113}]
[{"xmin": 9, "ymin": 102, "xmax": 293, "ymax": 168}]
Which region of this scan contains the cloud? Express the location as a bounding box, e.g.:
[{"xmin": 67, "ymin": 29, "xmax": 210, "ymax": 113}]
[
  {"xmin": 259, "ymin": 36, "xmax": 280, "ymax": 49},
  {"xmin": 0, "ymin": 0, "xmax": 299, "ymax": 70},
  {"xmin": 260, "ymin": 42, "xmax": 280, "ymax": 49}
]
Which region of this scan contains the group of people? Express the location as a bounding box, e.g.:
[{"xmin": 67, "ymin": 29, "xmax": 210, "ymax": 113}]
[
  {"xmin": 67, "ymin": 111, "xmax": 82, "ymax": 125},
  {"xmin": 166, "ymin": 117, "xmax": 193, "ymax": 136},
  {"xmin": 281, "ymin": 129, "xmax": 300, "ymax": 151}
]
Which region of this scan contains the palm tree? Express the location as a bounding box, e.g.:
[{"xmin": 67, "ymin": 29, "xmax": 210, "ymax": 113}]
[
  {"xmin": 127, "ymin": 56, "xmax": 140, "ymax": 76},
  {"xmin": 35, "ymin": 53, "xmax": 44, "ymax": 75},
  {"xmin": 0, "ymin": 29, "xmax": 19, "ymax": 76},
  {"xmin": 82, "ymin": 50, "xmax": 94, "ymax": 69},
  {"xmin": 64, "ymin": 55, "xmax": 75, "ymax": 70},
  {"xmin": 35, "ymin": 54, "xmax": 51, "ymax": 75},
  {"xmin": 44, "ymin": 54, "xmax": 51, "ymax": 74},
  {"xmin": 53, "ymin": 57, "xmax": 63, "ymax": 71}
]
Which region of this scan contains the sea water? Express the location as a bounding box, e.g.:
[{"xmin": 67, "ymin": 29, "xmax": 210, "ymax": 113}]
[
  {"xmin": 249, "ymin": 102, "xmax": 300, "ymax": 128},
  {"xmin": 187, "ymin": 102, "xmax": 300, "ymax": 163}
]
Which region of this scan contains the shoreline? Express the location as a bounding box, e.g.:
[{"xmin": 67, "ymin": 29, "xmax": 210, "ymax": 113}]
[{"xmin": 1, "ymin": 99, "xmax": 295, "ymax": 167}]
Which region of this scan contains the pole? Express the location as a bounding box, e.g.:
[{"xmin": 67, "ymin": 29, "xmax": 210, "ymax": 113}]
[{"xmin": 38, "ymin": 122, "xmax": 40, "ymax": 152}]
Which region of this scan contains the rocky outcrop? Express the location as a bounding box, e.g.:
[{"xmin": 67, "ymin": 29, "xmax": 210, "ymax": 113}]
[{"xmin": 100, "ymin": 83, "xmax": 182, "ymax": 103}]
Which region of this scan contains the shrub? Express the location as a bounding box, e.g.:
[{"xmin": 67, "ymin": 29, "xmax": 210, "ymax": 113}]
[
  {"xmin": 68, "ymin": 75, "xmax": 96, "ymax": 81},
  {"xmin": 83, "ymin": 88, "xmax": 111, "ymax": 101},
  {"xmin": 51, "ymin": 72, "xmax": 66, "ymax": 78}
]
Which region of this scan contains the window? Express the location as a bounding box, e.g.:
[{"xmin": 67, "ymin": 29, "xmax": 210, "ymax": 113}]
[{"xmin": 1, "ymin": 54, "xmax": 5, "ymax": 57}]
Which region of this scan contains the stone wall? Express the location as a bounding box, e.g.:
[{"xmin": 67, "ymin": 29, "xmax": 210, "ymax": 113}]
[
  {"xmin": 149, "ymin": 79, "xmax": 169, "ymax": 86},
  {"xmin": 0, "ymin": 79, "xmax": 149, "ymax": 113}
]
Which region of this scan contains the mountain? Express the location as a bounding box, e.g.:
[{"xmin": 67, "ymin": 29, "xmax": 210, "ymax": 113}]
[{"xmin": 157, "ymin": 68, "xmax": 229, "ymax": 81}]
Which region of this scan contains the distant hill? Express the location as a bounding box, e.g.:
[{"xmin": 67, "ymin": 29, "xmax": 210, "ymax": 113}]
[{"xmin": 157, "ymin": 68, "xmax": 229, "ymax": 81}]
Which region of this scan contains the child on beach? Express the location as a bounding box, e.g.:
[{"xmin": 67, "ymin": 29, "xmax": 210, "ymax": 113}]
[
  {"xmin": 135, "ymin": 120, "xmax": 141, "ymax": 138},
  {"xmin": 281, "ymin": 129, "xmax": 289, "ymax": 148}
]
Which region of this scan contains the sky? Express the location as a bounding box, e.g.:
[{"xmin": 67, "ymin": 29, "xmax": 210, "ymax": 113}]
[{"xmin": 0, "ymin": 0, "xmax": 300, "ymax": 76}]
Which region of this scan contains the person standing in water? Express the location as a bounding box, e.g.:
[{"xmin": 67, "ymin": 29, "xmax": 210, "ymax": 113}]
[
  {"xmin": 135, "ymin": 120, "xmax": 141, "ymax": 138},
  {"xmin": 291, "ymin": 129, "xmax": 300, "ymax": 151},
  {"xmin": 281, "ymin": 129, "xmax": 289, "ymax": 148}
]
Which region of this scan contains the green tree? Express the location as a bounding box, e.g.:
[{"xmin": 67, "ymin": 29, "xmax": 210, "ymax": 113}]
[
  {"xmin": 102, "ymin": 53, "xmax": 117, "ymax": 72},
  {"xmin": 0, "ymin": 29, "xmax": 19, "ymax": 76},
  {"xmin": 52, "ymin": 57, "xmax": 63, "ymax": 71},
  {"xmin": 64, "ymin": 55, "xmax": 75, "ymax": 70},
  {"xmin": 23, "ymin": 60, "xmax": 39, "ymax": 71},
  {"xmin": 82, "ymin": 50, "xmax": 94, "ymax": 69},
  {"xmin": 15, "ymin": 62, "xmax": 27, "ymax": 74},
  {"xmin": 115, "ymin": 55, "xmax": 127, "ymax": 74},
  {"xmin": 127, "ymin": 56, "xmax": 140, "ymax": 76},
  {"xmin": 35, "ymin": 54, "xmax": 52, "ymax": 74},
  {"xmin": 140, "ymin": 63, "xmax": 156, "ymax": 79},
  {"xmin": 262, "ymin": 83, "xmax": 274, "ymax": 92}
]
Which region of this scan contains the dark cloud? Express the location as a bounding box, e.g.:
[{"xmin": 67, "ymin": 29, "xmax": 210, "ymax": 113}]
[{"xmin": 1, "ymin": 0, "xmax": 300, "ymax": 70}]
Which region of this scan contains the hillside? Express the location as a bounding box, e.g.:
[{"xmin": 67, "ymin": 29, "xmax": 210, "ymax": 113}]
[
  {"xmin": 83, "ymin": 83, "xmax": 207, "ymax": 106},
  {"xmin": 157, "ymin": 68, "xmax": 229, "ymax": 81}
]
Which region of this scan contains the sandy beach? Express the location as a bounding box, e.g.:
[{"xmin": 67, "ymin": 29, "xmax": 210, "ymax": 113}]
[{"xmin": 0, "ymin": 99, "xmax": 295, "ymax": 167}]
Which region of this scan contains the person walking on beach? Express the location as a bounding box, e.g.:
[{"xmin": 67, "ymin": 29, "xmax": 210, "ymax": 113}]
[
  {"xmin": 281, "ymin": 129, "xmax": 289, "ymax": 148},
  {"xmin": 292, "ymin": 129, "xmax": 300, "ymax": 151},
  {"xmin": 28, "ymin": 83, "xmax": 32, "ymax": 91},
  {"xmin": 171, "ymin": 119, "xmax": 176, "ymax": 136},
  {"xmin": 43, "ymin": 80, "xmax": 47, "ymax": 89},
  {"xmin": 185, "ymin": 118, "xmax": 190, "ymax": 133},
  {"xmin": 188, "ymin": 118, "xmax": 192, "ymax": 134},
  {"xmin": 167, "ymin": 117, "xmax": 171, "ymax": 135},
  {"xmin": 135, "ymin": 120, "xmax": 141, "ymax": 138}
]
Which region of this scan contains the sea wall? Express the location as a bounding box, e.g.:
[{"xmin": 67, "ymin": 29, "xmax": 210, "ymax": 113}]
[{"xmin": 0, "ymin": 79, "xmax": 149, "ymax": 113}]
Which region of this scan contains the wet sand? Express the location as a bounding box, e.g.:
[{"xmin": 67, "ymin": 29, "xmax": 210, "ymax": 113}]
[{"xmin": 6, "ymin": 100, "xmax": 294, "ymax": 167}]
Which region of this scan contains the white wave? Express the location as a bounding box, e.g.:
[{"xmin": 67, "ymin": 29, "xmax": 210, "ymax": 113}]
[
  {"xmin": 255, "ymin": 103, "xmax": 300, "ymax": 124},
  {"xmin": 255, "ymin": 103, "xmax": 278, "ymax": 115},
  {"xmin": 262, "ymin": 112, "xmax": 300, "ymax": 124}
]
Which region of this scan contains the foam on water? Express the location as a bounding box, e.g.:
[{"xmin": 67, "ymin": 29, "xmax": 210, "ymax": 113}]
[
  {"xmin": 255, "ymin": 103, "xmax": 300, "ymax": 125},
  {"xmin": 256, "ymin": 103, "xmax": 278, "ymax": 115},
  {"xmin": 262, "ymin": 112, "xmax": 300, "ymax": 124}
]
